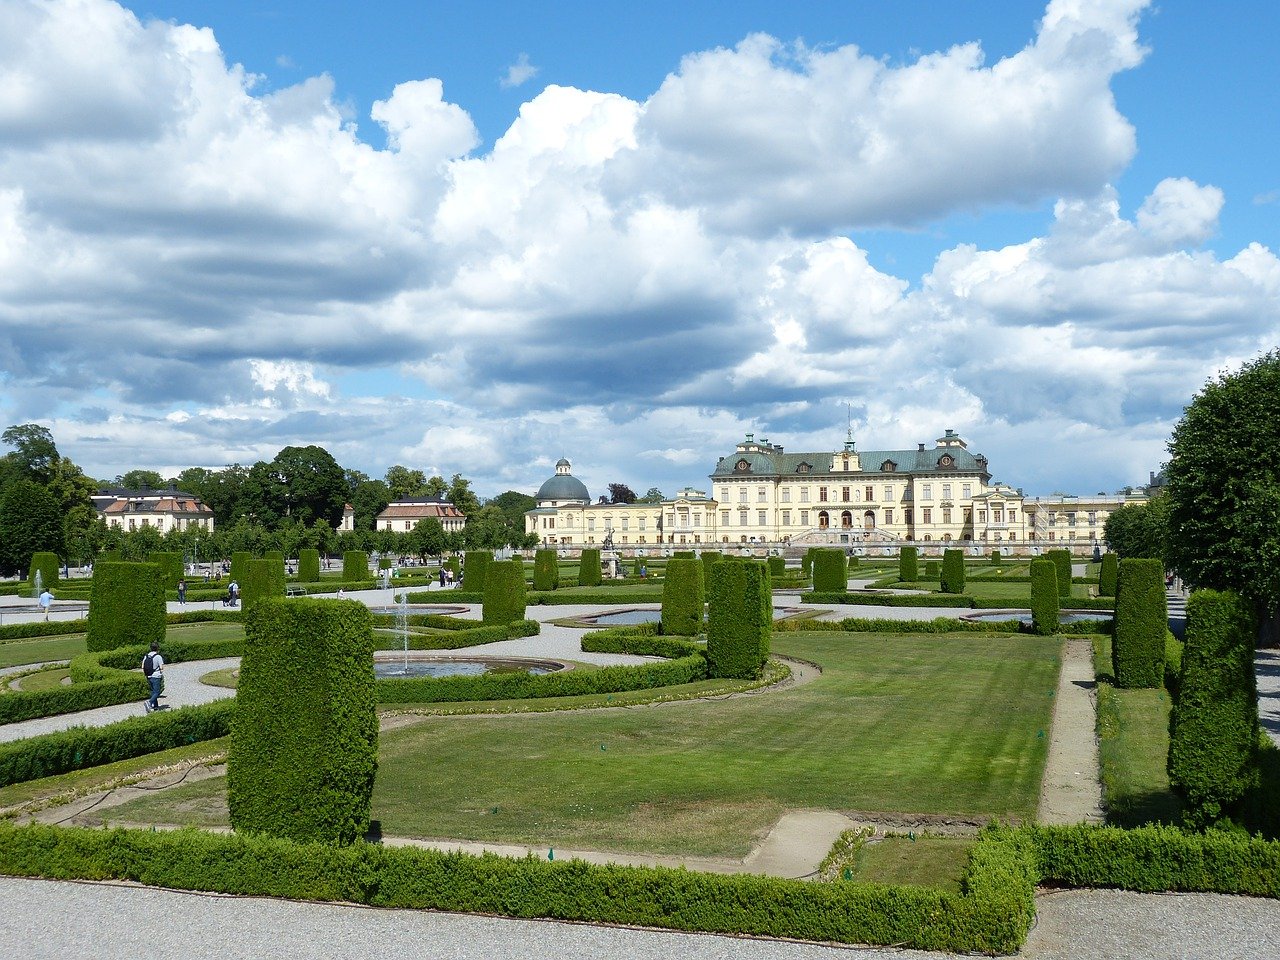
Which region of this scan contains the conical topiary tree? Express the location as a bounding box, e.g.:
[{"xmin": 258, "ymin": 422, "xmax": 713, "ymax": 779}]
[
  {"xmin": 899, "ymin": 546, "xmax": 918, "ymax": 583},
  {"xmin": 1029, "ymin": 559, "xmax": 1060, "ymax": 636}
]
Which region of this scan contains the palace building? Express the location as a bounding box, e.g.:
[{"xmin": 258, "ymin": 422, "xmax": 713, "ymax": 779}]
[{"xmin": 525, "ymin": 431, "xmax": 1146, "ymax": 554}]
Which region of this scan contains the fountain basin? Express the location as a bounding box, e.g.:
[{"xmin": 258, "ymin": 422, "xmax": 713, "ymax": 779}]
[
  {"xmin": 371, "ymin": 652, "xmax": 566, "ymax": 679},
  {"xmin": 963, "ymin": 610, "xmax": 1113, "ymax": 626}
]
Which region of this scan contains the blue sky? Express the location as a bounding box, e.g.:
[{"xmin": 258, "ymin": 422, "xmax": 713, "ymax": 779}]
[{"xmin": 1, "ymin": 0, "xmax": 1276, "ymax": 500}]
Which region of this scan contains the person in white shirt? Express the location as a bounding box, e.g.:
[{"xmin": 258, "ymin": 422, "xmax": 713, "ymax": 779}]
[
  {"xmin": 143, "ymin": 642, "xmax": 165, "ymax": 713},
  {"xmin": 38, "ymin": 589, "xmax": 53, "ymax": 621}
]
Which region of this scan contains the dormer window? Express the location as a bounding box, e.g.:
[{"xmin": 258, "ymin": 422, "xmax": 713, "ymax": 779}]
[
  {"xmin": 881, "ymin": 460, "xmax": 897, "ymax": 472},
  {"xmin": 938, "ymin": 454, "xmax": 955, "ymax": 469},
  {"xmin": 735, "ymin": 459, "xmax": 751, "ymax": 472},
  {"xmin": 796, "ymin": 462, "xmax": 811, "ymax": 474}
]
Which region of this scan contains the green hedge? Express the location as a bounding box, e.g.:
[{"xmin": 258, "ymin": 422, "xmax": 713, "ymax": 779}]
[
  {"xmin": 801, "ymin": 547, "xmax": 820, "ymax": 580},
  {"xmin": 342, "ymin": 551, "xmax": 368, "ymax": 582},
  {"xmin": 228, "ymin": 598, "xmax": 377, "ymax": 845},
  {"xmin": 580, "ymin": 624, "xmax": 703, "ymax": 659},
  {"xmin": 1168, "ymin": 589, "xmax": 1261, "ymax": 828},
  {"xmin": 924, "ymin": 559, "xmax": 939, "ymax": 578},
  {"xmin": 707, "ymin": 559, "xmax": 769, "ymax": 679},
  {"xmin": 767, "ymin": 555, "xmax": 785, "ymax": 578},
  {"xmin": 990, "ymin": 549, "xmax": 1003, "ymax": 565},
  {"xmin": 1029, "ymin": 560, "xmax": 1060, "ymax": 636},
  {"xmin": 940, "ymin": 550, "xmax": 965, "ymax": 594},
  {"xmin": 149, "ymin": 551, "xmax": 183, "ymax": 588},
  {"xmin": 264, "ymin": 552, "xmax": 286, "ymax": 598},
  {"xmin": 1098, "ymin": 552, "xmax": 1118, "ymax": 597},
  {"xmin": 27, "ymin": 552, "xmax": 59, "ymax": 590},
  {"xmin": 0, "ymin": 822, "xmax": 1037, "ymax": 953},
  {"xmin": 776, "ymin": 617, "xmax": 1022, "ymax": 635},
  {"xmin": 899, "ymin": 546, "xmax": 918, "ymax": 583},
  {"xmin": 1112, "ymin": 558, "xmax": 1166, "ymax": 689},
  {"xmin": 700, "ymin": 551, "xmax": 722, "ymax": 581},
  {"xmin": 1047, "ymin": 549, "xmax": 1072, "ymax": 600},
  {"xmin": 811, "ymin": 550, "xmax": 847, "ymax": 593},
  {"xmin": 481, "ymin": 560, "xmax": 526, "ymax": 626},
  {"xmin": 672, "ymin": 550, "xmax": 695, "ymax": 560},
  {"xmin": 0, "ymin": 700, "xmax": 235, "ymax": 788},
  {"xmin": 241, "ymin": 558, "xmax": 275, "ymax": 611},
  {"xmin": 803, "ymin": 592, "xmax": 975, "ymax": 607},
  {"xmin": 578, "ymin": 549, "xmax": 602, "ymax": 587},
  {"xmin": 462, "ymin": 551, "xmax": 492, "ymax": 593},
  {"xmin": 532, "ymin": 549, "xmax": 559, "ymax": 591},
  {"xmin": 0, "ymin": 619, "xmax": 88, "ymax": 642},
  {"xmin": 378, "ymin": 556, "xmax": 394, "ymax": 571},
  {"xmin": 85, "ymin": 561, "xmax": 165, "ymax": 653},
  {"xmin": 298, "ymin": 548, "xmax": 320, "ymax": 584},
  {"xmin": 372, "ymin": 618, "xmax": 539, "ymax": 651},
  {"xmin": 661, "ymin": 558, "xmax": 704, "ymax": 637},
  {"xmin": 1029, "ymin": 823, "xmax": 1280, "ymax": 897},
  {"xmin": 229, "ymin": 551, "xmax": 252, "ymax": 586}
]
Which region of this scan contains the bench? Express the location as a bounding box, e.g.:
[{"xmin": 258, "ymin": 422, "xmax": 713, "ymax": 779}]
[{"xmin": 285, "ymin": 586, "xmax": 306, "ymax": 597}]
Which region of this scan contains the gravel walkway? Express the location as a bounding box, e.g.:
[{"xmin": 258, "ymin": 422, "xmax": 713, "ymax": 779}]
[
  {"xmin": 3, "ymin": 876, "xmax": 1279, "ymax": 959},
  {"xmin": 1037, "ymin": 638, "xmax": 1103, "ymax": 824},
  {"xmin": 1257, "ymin": 649, "xmax": 1280, "ymax": 748}
]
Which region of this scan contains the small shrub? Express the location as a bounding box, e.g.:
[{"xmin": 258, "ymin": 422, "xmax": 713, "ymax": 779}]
[
  {"xmin": 1112, "ymin": 558, "xmax": 1167, "ymax": 689},
  {"xmin": 707, "ymin": 560, "xmax": 769, "ymax": 679},
  {"xmin": 532, "ymin": 549, "xmax": 559, "ymax": 591},
  {"xmin": 802, "ymin": 548, "xmax": 820, "ymax": 580},
  {"xmin": 940, "ymin": 550, "xmax": 965, "ymax": 594},
  {"xmin": 924, "ymin": 559, "xmax": 939, "ymax": 578},
  {"xmin": 990, "ymin": 549, "xmax": 1003, "ymax": 565},
  {"xmin": 1168, "ymin": 589, "xmax": 1260, "ymax": 828},
  {"xmin": 812, "ymin": 550, "xmax": 848, "ymax": 593},
  {"xmin": 1029, "ymin": 560, "xmax": 1059, "ymax": 636},
  {"xmin": 227, "ymin": 598, "xmax": 377, "ymax": 845},
  {"xmin": 1098, "ymin": 552, "xmax": 1119, "ymax": 597},
  {"xmin": 28, "ymin": 552, "xmax": 59, "ymax": 589},
  {"xmin": 579, "ymin": 549, "xmax": 602, "ymax": 587},
  {"xmin": 481, "ymin": 560, "xmax": 527, "ymax": 626},
  {"xmin": 85, "ymin": 561, "xmax": 165, "ymax": 653},
  {"xmin": 342, "ymin": 550, "xmax": 369, "ymax": 582},
  {"xmin": 462, "ymin": 551, "xmax": 493, "ymax": 592},
  {"xmin": 298, "ymin": 548, "xmax": 320, "ymax": 584},
  {"xmin": 672, "ymin": 550, "xmax": 695, "ymax": 559},
  {"xmin": 661, "ymin": 558, "xmax": 704, "ymax": 636},
  {"xmin": 899, "ymin": 546, "xmax": 918, "ymax": 583},
  {"xmin": 767, "ymin": 555, "xmax": 785, "ymax": 578}
]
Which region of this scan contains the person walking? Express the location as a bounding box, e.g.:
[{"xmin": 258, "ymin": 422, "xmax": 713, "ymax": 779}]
[
  {"xmin": 142, "ymin": 641, "xmax": 164, "ymax": 713},
  {"xmin": 38, "ymin": 588, "xmax": 54, "ymax": 621},
  {"xmin": 177, "ymin": 578, "xmax": 187, "ymax": 606}
]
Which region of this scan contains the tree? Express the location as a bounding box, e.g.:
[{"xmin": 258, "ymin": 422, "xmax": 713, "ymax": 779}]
[
  {"xmin": 447, "ymin": 473, "xmax": 480, "ymax": 517},
  {"xmin": 637, "ymin": 487, "xmax": 665, "ymax": 504},
  {"xmin": 488, "ymin": 490, "xmax": 535, "ymax": 531},
  {"xmin": 384, "ymin": 465, "xmax": 428, "ymax": 501},
  {"xmin": 411, "ymin": 517, "xmax": 447, "ymax": 559},
  {"xmin": 1, "ymin": 424, "xmax": 59, "ymax": 485},
  {"xmin": 177, "ymin": 464, "xmax": 248, "ymax": 526},
  {"xmin": 0, "ymin": 479, "xmax": 65, "ymax": 576},
  {"xmin": 351, "ymin": 479, "xmax": 391, "ymax": 531},
  {"xmin": 607, "ymin": 483, "xmax": 637, "ymax": 504},
  {"xmin": 422, "ymin": 475, "xmax": 448, "ymax": 499},
  {"xmin": 116, "ymin": 469, "xmax": 165, "ymax": 489},
  {"xmin": 1103, "ymin": 498, "xmax": 1169, "ymax": 563},
  {"xmin": 269, "ymin": 445, "xmax": 348, "ymax": 528},
  {"xmin": 1164, "ymin": 349, "xmax": 1280, "ymax": 644}
]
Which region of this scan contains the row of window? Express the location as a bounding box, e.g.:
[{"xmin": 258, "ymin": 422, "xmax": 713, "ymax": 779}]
[
  {"xmin": 1046, "ymin": 511, "xmax": 1100, "ymax": 526},
  {"xmin": 718, "ymin": 482, "xmax": 987, "ymax": 504}
]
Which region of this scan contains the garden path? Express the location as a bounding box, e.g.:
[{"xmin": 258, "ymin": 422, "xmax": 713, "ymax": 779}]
[
  {"xmin": 1037, "ymin": 638, "xmax": 1103, "ymax": 824},
  {"xmin": 1257, "ymin": 649, "xmax": 1280, "ymax": 747}
]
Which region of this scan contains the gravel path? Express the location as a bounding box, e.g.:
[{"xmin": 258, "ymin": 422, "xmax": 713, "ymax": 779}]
[
  {"xmin": 1257, "ymin": 649, "xmax": 1280, "ymax": 748},
  {"xmin": 1037, "ymin": 638, "xmax": 1103, "ymax": 824},
  {"xmin": 3, "ymin": 876, "xmax": 1279, "ymax": 959}
]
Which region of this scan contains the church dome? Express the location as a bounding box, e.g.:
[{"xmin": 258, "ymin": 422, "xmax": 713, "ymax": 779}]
[{"xmin": 536, "ymin": 458, "xmax": 590, "ymax": 503}]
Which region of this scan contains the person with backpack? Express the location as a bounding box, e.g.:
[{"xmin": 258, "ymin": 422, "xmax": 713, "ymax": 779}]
[{"xmin": 142, "ymin": 641, "xmax": 165, "ymax": 713}]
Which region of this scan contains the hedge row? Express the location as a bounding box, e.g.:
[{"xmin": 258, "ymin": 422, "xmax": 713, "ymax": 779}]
[
  {"xmin": 0, "ymin": 700, "xmax": 235, "ymax": 788},
  {"xmin": 800, "ymin": 592, "xmax": 1116, "ymax": 611},
  {"xmin": 373, "ymin": 619, "xmax": 540, "ymax": 651},
  {"xmin": 579, "ymin": 623, "xmax": 704, "ymax": 660},
  {"xmin": 0, "ymin": 822, "xmax": 1037, "ymax": 953},
  {"xmin": 1112, "ymin": 558, "xmax": 1166, "ymax": 689},
  {"xmin": 661, "ymin": 558, "xmax": 703, "ymax": 636},
  {"xmin": 0, "ymin": 619, "xmax": 89, "ymax": 642},
  {"xmin": 406, "ymin": 590, "xmax": 664, "ymax": 606},
  {"xmin": 85, "ymin": 561, "xmax": 165, "ymax": 653},
  {"xmin": 776, "ymin": 617, "xmax": 1023, "ymax": 635}
]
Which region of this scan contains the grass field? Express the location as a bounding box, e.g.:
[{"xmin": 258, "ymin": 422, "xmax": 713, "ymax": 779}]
[
  {"xmin": 0, "ymin": 635, "xmax": 87, "ymax": 669},
  {"xmin": 890, "ymin": 581, "xmax": 1094, "ymax": 601},
  {"xmin": 91, "ymin": 630, "xmax": 1058, "ymax": 858}
]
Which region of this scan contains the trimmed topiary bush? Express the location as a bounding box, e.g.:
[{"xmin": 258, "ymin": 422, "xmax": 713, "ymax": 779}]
[
  {"xmin": 899, "ymin": 546, "xmax": 918, "ymax": 583},
  {"xmin": 672, "ymin": 550, "xmax": 695, "ymax": 560},
  {"xmin": 298, "ymin": 548, "xmax": 320, "ymax": 584},
  {"xmin": 378, "ymin": 556, "xmax": 394, "ymax": 571},
  {"xmin": 706, "ymin": 560, "xmax": 770, "ymax": 679},
  {"xmin": 579, "ymin": 548, "xmax": 602, "ymax": 587},
  {"xmin": 1029, "ymin": 560, "xmax": 1060, "ymax": 636},
  {"xmin": 924, "ymin": 559, "xmax": 939, "ymax": 578},
  {"xmin": 230, "ymin": 551, "xmax": 253, "ymax": 586},
  {"xmin": 1167, "ymin": 589, "xmax": 1260, "ymax": 828},
  {"xmin": 85, "ymin": 561, "xmax": 165, "ymax": 653},
  {"xmin": 1112, "ymin": 558, "xmax": 1167, "ymax": 689},
  {"xmin": 533, "ymin": 549, "xmax": 559, "ymax": 591},
  {"xmin": 148, "ymin": 551, "xmax": 183, "ymax": 589},
  {"xmin": 991, "ymin": 550, "xmax": 1003, "ymax": 565},
  {"xmin": 1048, "ymin": 549, "xmax": 1073, "ymax": 600},
  {"xmin": 446, "ymin": 556, "xmax": 461, "ymax": 581},
  {"xmin": 940, "ymin": 550, "xmax": 965, "ymax": 594},
  {"xmin": 481, "ymin": 560, "xmax": 526, "ymax": 626},
  {"xmin": 461, "ymin": 551, "xmax": 492, "ymax": 592},
  {"xmin": 661, "ymin": 558, "xmax": 704, "ymax": 636},
  {"xmin": 812, "ymin": 549, "xmax": 848, "ymax": 593},
  {"xmin": 846, "ymin": 554, "xmax": 858, "ymax": 571},
  {"xmin": 700, "ymin": 551, "xmax": 722, "ymax": 582},
  {"xmin": 767, "ymin": 555, "xmax": 785, "ymax": 578},
  {"xmin": 227, "ymin": 597, "xmax": 377, "ymax": 845},
  {"xmin": 1098, "ymin": 552, "xmax": 1119, "ymax": 597},
  {"xmin": 342, "ymin": 550, "xmax": 368, "ymax": 582},
  {"xmin": 28, "ymin": 552, "xmax": 59, "ymax": 590},
  {"xmin": 241, "ymin": 558, "xmax": 278, "ymax": 611}
]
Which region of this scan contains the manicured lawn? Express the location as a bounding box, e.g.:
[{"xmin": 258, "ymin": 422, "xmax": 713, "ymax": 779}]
[
  {"xmin": 166, "ymin": 622, "xmax": 244, "ymax": 644},
  {"xmin": 830, "ymin": 834, "xmax": 976, "ymax": 894},
  {"xmin": 3, "ymin": 667, "xmax": 71, "ymax": 693},
  {"xmin": 0, "ymin": 635, "xmax": 87, "ymax": 669},
  {"xmin": 99, "ymin": 631, "xmax": 1057, "ymax": 858},
  {"xmin": 892, "ymin": 581, "xmax": 1094, "ymax": 601}
]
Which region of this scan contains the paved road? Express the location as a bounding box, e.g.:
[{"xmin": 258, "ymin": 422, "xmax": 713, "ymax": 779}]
[{"xmin": 3, "ymin": 876, "xmax": 1279, "ymax": 960}]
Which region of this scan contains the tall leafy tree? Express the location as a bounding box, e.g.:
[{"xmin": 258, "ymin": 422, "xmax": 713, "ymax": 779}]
[
  {"xmin": 1103, "ymin": 498, "xmax": 1169, "ymax": 562},
  {"xmin": 116, "ymin": 469, "xmax": 165, "ymax": 489},
  {"xmin": 447, "ymin": 473, "xmax": 480, "ymax": 517},
  {"xmin": 607, "ymin": 483, "xmax": 638, "ymax": 504},
  {"xmin": 1165, "ymin": 349, "xmax": 1280, "ymax": 644},
  {"xmin": 351, "ymin": 479, "xmax": 391, "ymax": 530},
  {"xmin": 422, "ymin": 475, "xmax": 448, "ymax": 499},
  {"xmin": 384, "ymin": 465, "xmax": 428, "ymax": 500},
  {"xmin": 0, "ymin": 479, "xmax": 64, "ymax": 575},
  {"xmin": 637, "ymin": 487, "xmax": 665, "ymax": 504},
  {"xmin": 488, "ymin": 490, "xmax": 535, "ymax": 530},
  {"xmin": 268, "ymin": 445, "xmax": 347, "ymax": 527},
  {"xmin": 1, "ymin": 424, "xmax": 59, "ymax": 486}
]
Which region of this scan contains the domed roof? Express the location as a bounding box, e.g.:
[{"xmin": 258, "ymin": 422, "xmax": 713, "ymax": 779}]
[{"xmin": 536, "ymin": 458, "xmax": 589, "ymax": 503}]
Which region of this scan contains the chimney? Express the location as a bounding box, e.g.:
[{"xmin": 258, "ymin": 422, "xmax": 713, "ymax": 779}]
[{"xmin": 917, "ymin": 443, "xmax": 925, "ymax": 452}]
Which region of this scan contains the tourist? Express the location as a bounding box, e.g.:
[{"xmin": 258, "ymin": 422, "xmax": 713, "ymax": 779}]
[
  {"xmin": 229, "ymin": 580, "xmax": 239, "ymax": 604},
  {"xmin": 337, "ymin": 587, "xmax": 346, "ymax": 600},
  {"xmin": 438, "ymin": 566, "xmax": 446, "ymax": 588},
  {"xmin": 142, "ymin": 641, "xmax": 164, "ymax": 713},
  {"xmin": 177, "ymin": 578, "xmax": 186, "ymax": 605},
  {"xmin": 38, "ymin": 588, "xmax": 53, "ymax": 620}
]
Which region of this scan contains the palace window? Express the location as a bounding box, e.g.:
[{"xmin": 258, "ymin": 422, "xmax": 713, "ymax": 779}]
[
  {"xmin": 719, "ymin": 487, "xmax": 728, "ymax": 501},
  {"xmin": 800, "ymin": 510, "xmax": 809, "ymax": 525},
  {"xmin": 800, "ymin": 488, "xmax": 810, "ymax": 503},
  {"xmin": 882, "ymin": 460, "xmax": 896, "ymax": 471},
  {"xmin": 905, "ymin": 508, "xmax": 913, "ymax": 524},
  {"xmin": 978, "ymin": 510, "xmax": 987, "ymax": 523},
  {"xmin": 782, "ymin": 510, "xmax": 791, "ymax": 525},
  {"xmin": 1008, "ymin": 509, "xmax": 1017, "ymax": 521},
  {"xmin": 758, "ymin": 510, "xmax": 767, "ymax": 525},
  {"xmin": 962, "ymin": 483, "xmax": 972, "ymax": 498},
  {"xmin": 883, "ymin": 485, "xmax": 893, "ymax": 501},
  {"xmin": 922, "ymin": 507, "xmax": 932, "ymax": 523},
  {"xmin": 865, "ymin": 485, "xmax": 874, "ymax": 502},
  {"xmin": 622, "ymin": 517, "xmax": 629, "ymax": 530},
  {"xmin": 884, "ymin": 508, "xmax": 894, "ymax": 525},
  {"xmin": 720, "ymin": 510, "xmax": 729, "ymax": 525},
  {"xmin": 781, "ymin": 488, "xmax": 791, "ymax": 503},
  {"xmin": 692, "ymin": 513, "xmax": 700, "ymax": 526},
  {"xmin": 819, "ymin": 487, "xmax": 829, "ymax": 502},
  {"xmin": 757, "ymin": 487, "xmax": 767, "ymax": 502},
  {"xmin": 588, "ymin": 518, "xmax": 595, "ymax": 531},
  {"xmin": 1048, "ymin": 512, "xmax": 1057, "ymax": 525},
  {"xmin": 738, "ymin": 510, "xmax": 748, "ymax": 526},
  {"xmin": 1067, "ymin": 512, "xmax": 1077, "ymax": 527},
  {"xmin": 942, "ymin": 508, "xmax": 952, "ymax": 524},
  {"xmin": 797, "ymin": 463, "xmax": 811, "ymax": 473},
  {"xmin": 1088, "ymin": 512, "xmax": 1097, "ymax": 525},
  {"xmin": 739, "ymin": 489, "xmax": 747, "ymax": 503},
  {"xmin": 842, "ymin": 486, "xmax": 850, "ymax": 502},
  {"xmin": 922, "ymin": 483, "xmax": 932, "ymax": 499},
  {"xmin": 942, "ymin": 484, "xmax": 952, "ymax": 499},
  {"xmin": 993, "ymin": 508, "xmax": 1003, "ymax": 523}
]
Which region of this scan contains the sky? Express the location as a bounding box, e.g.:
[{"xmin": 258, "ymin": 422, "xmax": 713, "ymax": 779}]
[{"xmin": 0, "ymin": 0, "xmax": 1276, "ymax": 502}]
